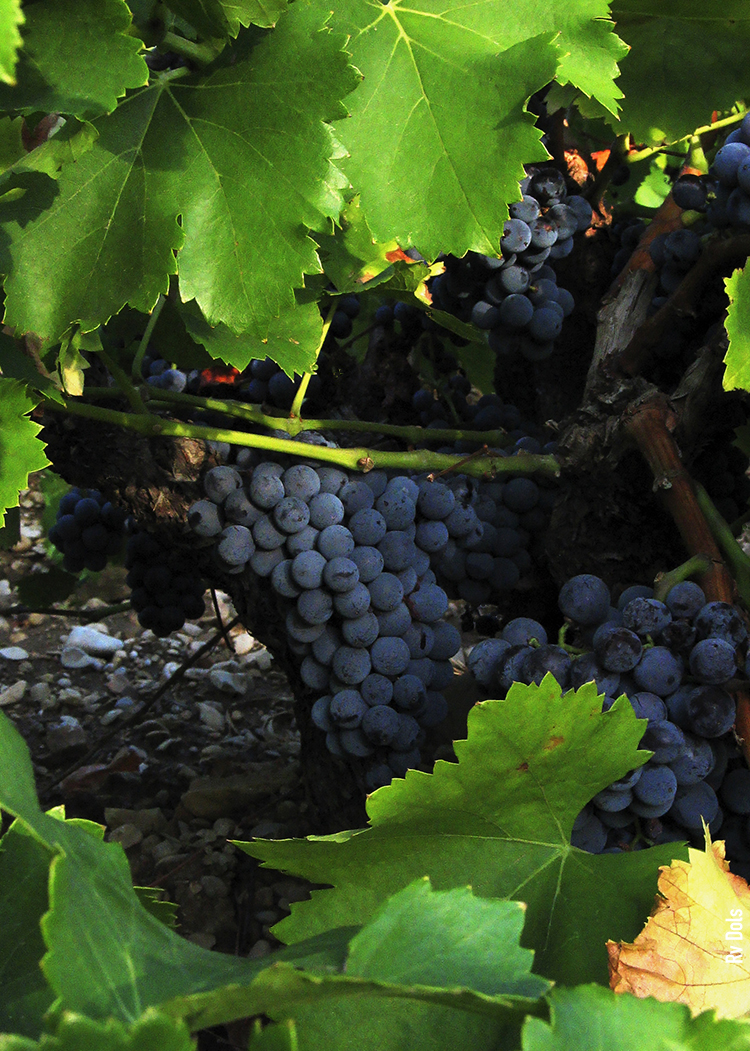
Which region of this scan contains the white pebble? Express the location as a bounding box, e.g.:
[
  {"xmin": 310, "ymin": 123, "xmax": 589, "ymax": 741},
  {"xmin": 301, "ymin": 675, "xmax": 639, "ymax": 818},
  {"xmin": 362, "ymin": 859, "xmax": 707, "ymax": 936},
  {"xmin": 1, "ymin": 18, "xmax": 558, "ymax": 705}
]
[
  {"xmin": 66, "ymin": 626, "xmax": 122, "ymax": 657},
  {"xmin": 0, "ymin": 646, "xmax": 29, "ymax": 661},
  {"xmin": 60, "ymin": 647, "xmax": 105, "ymax": 671}
]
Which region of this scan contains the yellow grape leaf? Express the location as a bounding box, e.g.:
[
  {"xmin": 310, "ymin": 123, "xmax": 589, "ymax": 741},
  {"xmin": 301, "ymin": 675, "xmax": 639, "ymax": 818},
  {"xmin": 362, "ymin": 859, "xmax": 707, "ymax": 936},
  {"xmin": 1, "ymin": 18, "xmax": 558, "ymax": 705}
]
[{"xmin": 607, "ymin": 832, "xmax": 750, "ymax": 1018}]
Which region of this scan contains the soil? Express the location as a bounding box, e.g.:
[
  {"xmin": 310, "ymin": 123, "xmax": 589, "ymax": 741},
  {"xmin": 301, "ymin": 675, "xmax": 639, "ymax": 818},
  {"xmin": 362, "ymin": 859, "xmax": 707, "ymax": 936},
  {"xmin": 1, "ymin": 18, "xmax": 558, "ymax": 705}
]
[{"xmin": 0, "ymin": 483, "xmax": 319, "ymax": 970}]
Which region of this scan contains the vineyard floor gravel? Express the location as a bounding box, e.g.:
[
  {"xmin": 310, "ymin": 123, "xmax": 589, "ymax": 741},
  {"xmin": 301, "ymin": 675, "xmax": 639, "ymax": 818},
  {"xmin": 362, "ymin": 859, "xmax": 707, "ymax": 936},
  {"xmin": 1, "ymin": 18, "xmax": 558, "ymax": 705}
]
[{"xmin": 0, "ymin": 484, "xmax": 316, "ymax": 959}]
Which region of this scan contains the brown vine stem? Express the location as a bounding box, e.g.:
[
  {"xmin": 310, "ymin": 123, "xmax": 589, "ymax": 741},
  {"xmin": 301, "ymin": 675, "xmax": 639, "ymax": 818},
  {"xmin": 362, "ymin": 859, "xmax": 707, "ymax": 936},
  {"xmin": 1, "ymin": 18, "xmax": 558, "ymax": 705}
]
[
  {"xmin": 623, "ymin": 394, "xmax": 750, "ymax": 764},
  {"xmin": 618, "ymin": 233, "xmax": 750, "ymax": 377},
  {"xmin": 606, "ymin": 160, "xmax": 705, "ymax": 300}
]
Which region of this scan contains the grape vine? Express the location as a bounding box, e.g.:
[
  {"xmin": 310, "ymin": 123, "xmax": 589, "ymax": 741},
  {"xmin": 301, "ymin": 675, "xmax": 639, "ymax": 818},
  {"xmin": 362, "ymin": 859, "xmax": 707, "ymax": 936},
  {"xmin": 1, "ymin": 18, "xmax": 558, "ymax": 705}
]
[{"xmin": 4, "ymin": 2, "xmax": 750, "ymax": 1048}]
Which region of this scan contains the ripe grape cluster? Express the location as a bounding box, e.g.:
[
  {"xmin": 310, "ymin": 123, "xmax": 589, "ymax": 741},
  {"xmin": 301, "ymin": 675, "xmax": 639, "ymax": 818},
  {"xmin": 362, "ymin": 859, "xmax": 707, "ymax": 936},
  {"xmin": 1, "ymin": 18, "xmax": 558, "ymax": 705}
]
[
  {"xmin": 124, "ymin": 530, "xmax": 206, "ymax": 638},
  {"xmin": 408, "ymin": 387, "xmax": 557, "ymax": 606},
  {"xmin": 188, "ymin": 459, "xmax": 468, "ymax": 788},
  {"xmin": 49, "ymin": 489, "xmax": 128, "ymax": 573},
  {"xmin": 48, "ymin": 489, "xmax": 206, "ymax": 638},
  {"xmin": 467, "ymin": 573, "xmax": 750, "ymax": 868},
  {"xmin": 673, "ymin": 113, "xmax": 750, "ymax": 227},
  {"xmin": 428, "ymin": 167, "xmax": 593, "ymax": 363}
]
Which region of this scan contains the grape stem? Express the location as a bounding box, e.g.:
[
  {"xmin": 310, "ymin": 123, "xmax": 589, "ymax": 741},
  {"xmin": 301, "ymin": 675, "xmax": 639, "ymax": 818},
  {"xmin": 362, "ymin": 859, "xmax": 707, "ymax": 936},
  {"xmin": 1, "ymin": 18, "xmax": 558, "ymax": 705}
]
[
  {"xmin": 97, "ymin": 348, "xmax": 148, "ymax": 415},
  {"xmin": 85, "ymin": 384, "xmax": 515, "ymax": 448},
  {"xmin": 42, "ymin": 395, "xmax": 561, "ymax": 478},
  {"xmin": 158, "ymin": 32, "xmax": 224, "ymax": 66},
  {"xmin": 624, "ymin": 395, "xmax": 732, "ymax": 598},
  {"xmin": 625, "ymin": 110, "xmax": 748, "ymax": 165},
  {"xmin": 131, "ymin": 294, "xmax": 166, "ymax": 385},
  {"xmin": 651, "ymin": 556, "xmax": 712, "ymax": 603},
  {"xmin": 289, "ymin": 300, "xmax": 336, "ymax": 420},
  {"xmin": 693, "ymin": 482, "xmax": 750, "ymax": 610}
]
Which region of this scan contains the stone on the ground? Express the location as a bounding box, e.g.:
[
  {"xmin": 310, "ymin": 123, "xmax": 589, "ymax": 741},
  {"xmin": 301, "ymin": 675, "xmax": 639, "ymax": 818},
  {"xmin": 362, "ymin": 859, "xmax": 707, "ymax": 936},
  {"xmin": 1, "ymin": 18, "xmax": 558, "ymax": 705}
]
[
  {"xmin": 66, "ymin": 625, "xmax": 122, "ymax": 657},
  {"xmin": 0, "ymin": 680, "xmax": 27, "ymax": 707},
  {"xmin": 0, "ymin": 646, "xmax": 29, "ymax": 660}
]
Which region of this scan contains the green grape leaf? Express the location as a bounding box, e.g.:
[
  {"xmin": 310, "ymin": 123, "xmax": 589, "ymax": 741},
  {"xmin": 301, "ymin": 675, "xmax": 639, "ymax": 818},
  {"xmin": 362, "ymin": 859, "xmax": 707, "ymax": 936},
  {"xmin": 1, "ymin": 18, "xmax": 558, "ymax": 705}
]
[
  {"xmin": 162, "ymin": 881, "xmax": 545, "ymax": 1038},
  {"xmin": 169, "ymin": 0, "xmax": 288, "ymax": 36},
  {"xmin": 345, "ymin": 878, "xmax": 551, "ymax": 1001},
  {"xmin": 247, "ymin": 1019, "xmax": 298, "ymax": 1051},
  {"xmin": 553, "ymin": 4, "xmax": 628, "ymax": 117},
  {"xmin": 16, "ymin": 566, "xmax": 79, "ymax": 608},
  {"xmin": 133, "ymin": 887, "xmax": 180, "ymax": 929},
  {"xmin": 328, "ymin": 5, "xmax": 555, "ymax": 259},
  {"xmin": 178, "ymin": 294, "xmax": 323, "ymax": 376},
  {"xmin": 0, "ymin": 378, "xmax": 50, "ymax": 529},
  {"xmin": 56, "ymin": 328, "xmax": 97, "ymax": 396},
  {"xmin": 2, "ymin": 4, "xmax": 358, "ymax": 363},
  {"xmin": 323, "ymin": 0, "xmax": 625, "ymax": 258},
  {"xmin": 316, "ymin": 196, "xmax": 404, "ymax": 294},
  {"xmin": 0, "ymin": 1009, "xmax": 196, "ymax": 1051},
  {"xmin": 611, "ymin": 1, "xmax": 750, "ymax": 146},
  {"xmin": 0, "ymin": 0, "xmax": 148, "ymax": 119},
  {"xmin": 0, "ymin": 0, "xmax": 23, "ymax": 86},
  {"xmin": 0, "ymin": 115, "xmax": 24, "ymax": 171},
  {"xmin": 0, "ymin": 821, "xmax": 55, "ymax": 1038},
  {"xmin": 240, "ymin": 678, "xmax": 687, "ymax": 987},
  {"xmin": 11, "ymin": 118, "xmax": 99, "ymax": 181},
  {"xmin": 0, "ymin": 331, "xmax": 64, "ymax": 403},
  {"xmin": 522, "ymin": 984, "xmax": 750, "ymax": 1051},
  {"xmin": 723, "ymin": 265, "xmax": 750, "ymax": 392},
  {"xmin": 0, "ymin": 502, "xmax": 19, "ymax": 548},
  {"xmin": 0, "ymin": 710, "xmax": 270, "ymax": 1021}
]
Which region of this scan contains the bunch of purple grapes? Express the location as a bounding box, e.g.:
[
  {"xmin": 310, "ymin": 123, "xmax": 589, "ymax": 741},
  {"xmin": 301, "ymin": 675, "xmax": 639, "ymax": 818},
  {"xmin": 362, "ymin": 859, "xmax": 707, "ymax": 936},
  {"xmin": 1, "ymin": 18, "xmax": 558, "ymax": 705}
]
[
  {"xmin": 672, "ymin": 112, "xmax": 750, "ymax": 227},
  {"xmin": 124, "ymin": 530, "xmax": 206, "ymax": 638},
  {"xmin": 49, "ymin": 488, "xmax": 128, "ymax": 574},
  {"xmin": 188, "ymin": 458, "xmax": 470, "ymax": 789},
  {"xmin": 467, "ymin": 573, "xmax": 750, "ymax": 872},
  {"xmin": 428, "ymin": 167, "xmax": 593, "ymax": 363}
]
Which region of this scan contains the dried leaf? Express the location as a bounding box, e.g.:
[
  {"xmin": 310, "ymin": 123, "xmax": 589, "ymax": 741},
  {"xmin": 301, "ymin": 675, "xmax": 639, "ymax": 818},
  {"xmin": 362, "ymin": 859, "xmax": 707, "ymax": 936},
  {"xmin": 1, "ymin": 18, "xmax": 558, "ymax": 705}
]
[{"xmin": 607, "ymin": 832, "xmax": 750, "ymax": 1018}]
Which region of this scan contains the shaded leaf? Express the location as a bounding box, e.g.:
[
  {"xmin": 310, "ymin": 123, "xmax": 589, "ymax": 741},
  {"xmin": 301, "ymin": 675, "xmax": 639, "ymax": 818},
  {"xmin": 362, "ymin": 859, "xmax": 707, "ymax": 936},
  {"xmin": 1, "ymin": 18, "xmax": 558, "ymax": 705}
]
[
  {"xmin": 0, "ymin": 710, "xmax": 269, "ymax": 1022},
  {"xmin": 0, "ymin": 1008, "xmax": 196, "ymax": 1051},
  {"xmin": 0, "ymin": 0, "xmax": 147, "ymax": 119},
  {"xmin": 239, "ymin": 678, "xmax": 686, "ymax": 986},
  {"xmin": 0, "ymin": 378, "xmax": 50, "ymax": 529},
  {"xmin": 607, "ymin": 834, "xmax": 750, "ymax": 1018},
  {"xmin": 611, "ymin": 2, "xmax": 750, "ymax": 146},
  {"xmin": 178, "ymin": 295, "xmax": 323, "ymax": 376},
  {"xmin": 0, "ymin": 502, "xmax": 19, "ymax": 548},
  {"xmin": 16, "ymin": 566, "xmax": 79, "ymax": 607},
  {"xmin": 0, "ymin": 821, "xmax": 56, "ymax": 1038},
  {"xmin": 523, "ymin": 984, "xmax": 750, "ymax": 1051},
  {"xmin": 247, "ymin": 1019, "xmax": 299, "ymax": 1051},
  {"xmin": 723, "ymin": 265, "xmax": 750, "ymax": 393},
  {"xmin": 0, "ymin": 331, "xmax": 64, "ymax": 403},
  {"xmin": 316, "ymin": 196, "xmax": 403, "ymax": 293},
  {"xmin": 133, "ymin": 887, "xmax": 180, "ymax": 929},
  {"xmin": 0, "ymin": 115, "xmax": 24, "ymax": 171},
  {"xmin": 170, "ymin": 0, "xmax": 288, "ymax": 36}
]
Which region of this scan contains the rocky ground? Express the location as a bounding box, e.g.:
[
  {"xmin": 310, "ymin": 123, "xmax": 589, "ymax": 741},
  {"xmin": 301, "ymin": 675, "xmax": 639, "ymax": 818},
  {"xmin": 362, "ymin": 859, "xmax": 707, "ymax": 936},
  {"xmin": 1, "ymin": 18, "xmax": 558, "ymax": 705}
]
[{"xmin": 0, "ymin": 482, "xmax": 317, "ymax": 965}]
